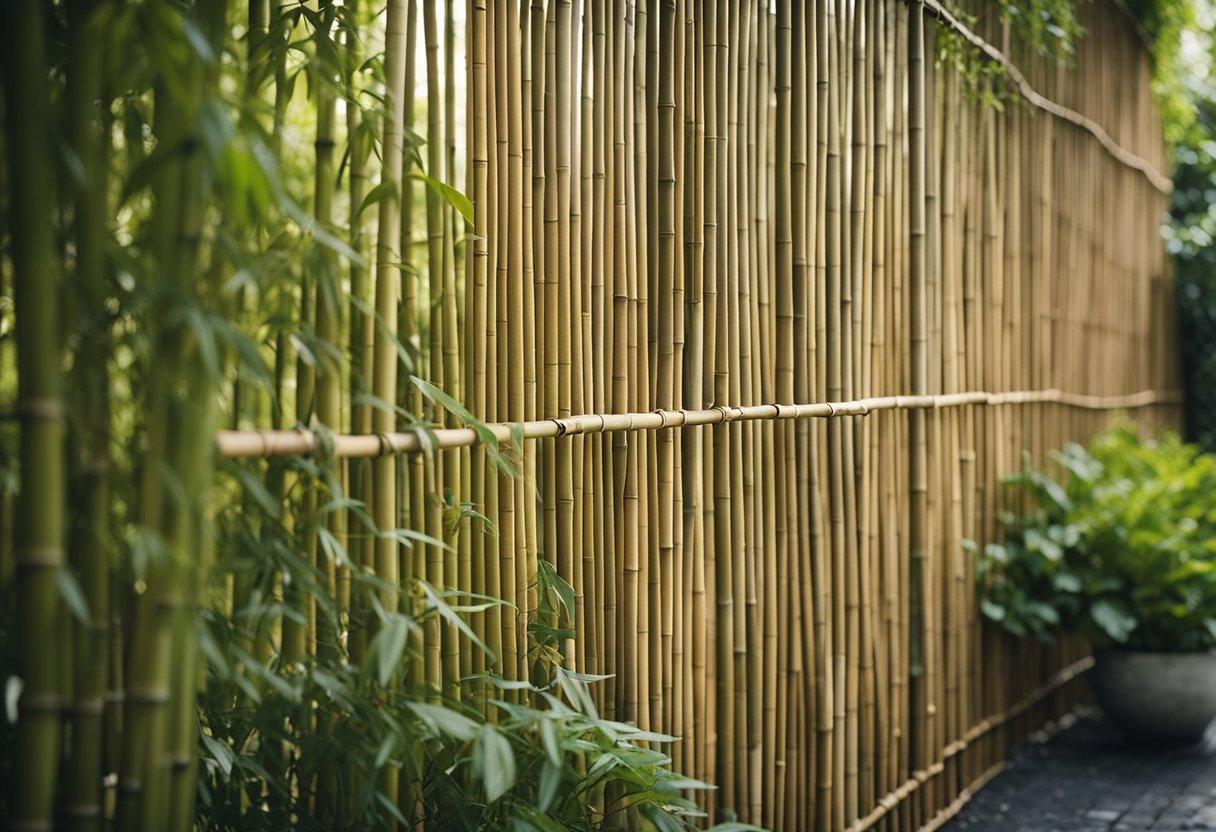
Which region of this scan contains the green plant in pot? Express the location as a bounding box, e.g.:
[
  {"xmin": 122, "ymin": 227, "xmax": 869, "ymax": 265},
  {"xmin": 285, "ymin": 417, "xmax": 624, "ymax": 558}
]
[{"xmin": 975, "ymin": 423, "xmax": 1216, "ymax": 744}]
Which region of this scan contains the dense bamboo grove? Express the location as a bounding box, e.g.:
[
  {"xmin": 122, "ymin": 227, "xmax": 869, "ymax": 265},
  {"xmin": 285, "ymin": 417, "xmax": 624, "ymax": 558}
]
[{"xmin": 0, "ymin": 0, "xmax": 1181, "ymax": 831}]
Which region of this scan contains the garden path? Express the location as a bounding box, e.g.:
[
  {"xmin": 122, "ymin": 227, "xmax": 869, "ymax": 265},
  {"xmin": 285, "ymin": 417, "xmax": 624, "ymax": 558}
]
[{"xmin": 943, "ymin": 709, "xmax": 1216, "ymax": 832}]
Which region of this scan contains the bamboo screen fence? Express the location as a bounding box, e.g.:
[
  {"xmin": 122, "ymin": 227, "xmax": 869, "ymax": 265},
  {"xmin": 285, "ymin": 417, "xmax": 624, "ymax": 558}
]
[{"xmin": 216, "ymin": 1, "xmax": 1181, "ymax": 829}]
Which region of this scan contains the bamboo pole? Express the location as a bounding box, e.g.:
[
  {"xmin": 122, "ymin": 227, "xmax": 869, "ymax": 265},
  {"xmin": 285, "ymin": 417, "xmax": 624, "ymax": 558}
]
[
  {"xmin": 369, "ymin": 0, "xmax": 409, "ymax": 814},
  {"xmin": 3, "ymin": 1, "xmax": 66, "ymax": 827},
  {"xmin": 63, "ymin": 2, "xmax": 113, "ymax": 828},
  {"xmin": 907, "ymin": 4, "xmax": 930, "ymax": 829}
]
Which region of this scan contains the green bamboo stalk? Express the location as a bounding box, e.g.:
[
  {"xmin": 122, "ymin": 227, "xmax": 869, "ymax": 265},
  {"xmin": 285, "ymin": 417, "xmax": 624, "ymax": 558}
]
[
  {"xmin": 2, "ymin": 1, "xmax": 66, "ymax": 827},
  {"xmin": 62, "ymin": 2, "xmax": 114, "ymax": 828},
  {"xmin": 908, "ymin": 3, "xmax": 930, "ymax": 826},
  {"xmin": 370, "ymin": 0, "xmax": 409, "ymax": 814}
]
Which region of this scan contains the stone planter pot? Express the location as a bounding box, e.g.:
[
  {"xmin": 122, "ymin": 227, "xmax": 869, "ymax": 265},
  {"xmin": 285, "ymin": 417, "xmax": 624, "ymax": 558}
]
[{"xmin": 1091, "ymin": 648, "xmax": 1216, "ymax": 745}]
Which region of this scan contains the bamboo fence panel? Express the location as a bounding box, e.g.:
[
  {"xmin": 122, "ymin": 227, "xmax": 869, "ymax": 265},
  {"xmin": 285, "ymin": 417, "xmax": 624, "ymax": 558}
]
[{"xmin": 212, "ymin": 1, "xmax": 1180, "ymax": 829}]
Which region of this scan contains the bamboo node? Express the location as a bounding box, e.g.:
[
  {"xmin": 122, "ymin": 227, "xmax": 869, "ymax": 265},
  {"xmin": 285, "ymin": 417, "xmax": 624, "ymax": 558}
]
[
  {"xmin": 7, "ymin": 820, "xmax": 53, "ymax": 832},
  {"xmin": 125, "ymin": 686, "xmax": 171, "ymax": 705},
  {"xmin": 66, "ymin": 697, "xmax": 106, "ymax": 717},
  {"xmin": 16, "ymin": 397, "xmax": 65, "ymax": 422},
  {"xmin": 17, "ymin": 693, "xmax": 62, "ymax": 713},
  {"xmin": 60, "ymin": 805, "xmax": 102, "ymax": 820},
  {"xmin": 16, "ymin": 547, "xmax": 63, "ymax": 567}
]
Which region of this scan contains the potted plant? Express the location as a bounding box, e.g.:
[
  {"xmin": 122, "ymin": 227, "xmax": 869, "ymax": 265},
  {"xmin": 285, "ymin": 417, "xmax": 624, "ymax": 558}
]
[{"xmin": 975, "ymin": 423, "xmax": 1216, "ymax": 744}]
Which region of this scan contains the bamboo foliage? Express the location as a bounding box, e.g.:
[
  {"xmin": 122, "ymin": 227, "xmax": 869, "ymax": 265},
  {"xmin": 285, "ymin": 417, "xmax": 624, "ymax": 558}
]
[{"xmin": 0, "ymin": 1, "xmax": 1183, "ymax": 831}]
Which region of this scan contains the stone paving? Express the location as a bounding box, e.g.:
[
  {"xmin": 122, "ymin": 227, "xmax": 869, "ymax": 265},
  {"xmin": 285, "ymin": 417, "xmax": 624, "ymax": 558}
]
[{"xmin": 943, "ymin": 709, "xmax": 1216, "ymax": 832}]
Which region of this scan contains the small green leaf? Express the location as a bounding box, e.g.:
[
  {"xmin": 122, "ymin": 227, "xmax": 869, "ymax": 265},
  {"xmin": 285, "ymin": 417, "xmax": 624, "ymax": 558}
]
[
  {"xmin": 509, "ymin": 802, "xmax": 567, "ymax": 832},
  {"xmin": 419, "ymin": 580, "xmax": 495, "ymax": 659},
  {"xmin": 201, "ymin": 733, "xmax": 235, "ymax": 777},
  {"xmin": 980, "ymin": 599, "xmax": 1006, "ymax": 622},
  {"xmin": 638, "ymin": 804, "xmax": 685, "ymax": 832},
  {"xmin": 538, "ymin": 560, "xmax": 576, "ymax": 621},
  {"xmin": 537, "ymin": 760, "xmax": 563, "ymax": 811},
  {"xmin": 1025, "ymin": 601, "xmax": 1060, "ymax": 626},
  {"xmin": 540, "ymin": 716, "xmax": 562, "ymax": 766},
  {"xmin": 475, "ymin": 725, "xmax": 516, "ymax": 802},
  {"xmin": 5, "ymin": 676, "xmax": 23, "ymax": 724},
  {"xmin": 57, "ymin": 568, "xmax": 90, "ymax": 625},
  {"xmin": 983, "ymin": 543, "xmax": 1008, "ymax": 564},
  {"xmin": 1052, "ymin": 571, "xmax": 1082, "ymax": 593},
  {"xmin": 355, "ymin": 180, "xmax": 396, "ymax": 219},
  {"xmin": 371, "ymin": 613, "xmax": 411, "ymax": 685},
  {"xmin": 413, "ymin": 173, "xmax": 474, "ymax": 226},
  {"xmin": 1090, "ymin": 599, "xmax": 1137, "ymax": 643},
  {"xmin": 379, "ymin": 526, "xmax": 453, "ymax": 552},
  {"xmin": 374, "ymin": 732, "xmax": 398, "ymax": 768},
  {"xmin": 407, "ymin": 701, "xmax": 480, "ymax": 742}
]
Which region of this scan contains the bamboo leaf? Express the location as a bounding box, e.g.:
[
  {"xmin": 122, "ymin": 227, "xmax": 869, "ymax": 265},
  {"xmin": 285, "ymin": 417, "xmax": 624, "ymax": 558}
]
[
  {"xmin": 56, "ymin": 568, "xmax": 90, "ymax": 624},
  {"xmin": 411, "ymin": 173, "xmax": 474, "ymax": 226},
  {"xmin": 5, "ymin": 677, "xmax": 22, "ymax": 724},
  {"xmin": 349, "ymin": 294, "xmax": 415, "ymax": 371},
  {"xmin": 418, "ymin": 580, "xmax": 494, "ymax": 659},
  {"xmin": 379, "ymin": 526, "xmax": 452, "ymax": 552},
  {"xmin": 355, "ymin": 181, "xmax": 396, "ymax": 220},
  {"xmin": 371, "ymin": 612, "xmax": 411, "ymax": 686},
  {"xmin": 412, "ymin": 377, "xmax": 518, "ymax": 477},
  {"xmin": 407, "ymin": 701, "xmax": 480, "ymax": 742},
  {"xmin": 473, "ymin": 725, "xmax": 516, "ymax": 802},
  {"xmin": 537, "ymin": 760, "xmax": 563, "ymax": 811},
  {"xmin": 200, "ymin": 733, "xmax": 234, "ymax": 777},
  {"xmin": 539, "ymin": 717, "xmax": 562, "ymax": 767}
]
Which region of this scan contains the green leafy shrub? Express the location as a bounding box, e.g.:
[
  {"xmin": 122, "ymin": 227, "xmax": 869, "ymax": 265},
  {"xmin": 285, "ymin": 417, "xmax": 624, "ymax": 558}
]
[{"xmin": 974, "ymin": 423, "xmax": 1216, "ymax": 652}]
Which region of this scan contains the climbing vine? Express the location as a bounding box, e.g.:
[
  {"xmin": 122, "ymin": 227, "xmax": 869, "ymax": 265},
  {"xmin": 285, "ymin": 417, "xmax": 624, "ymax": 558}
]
[{"xmin": 934, "ymin": 0, "xmax": 1086, "ymax": 108}]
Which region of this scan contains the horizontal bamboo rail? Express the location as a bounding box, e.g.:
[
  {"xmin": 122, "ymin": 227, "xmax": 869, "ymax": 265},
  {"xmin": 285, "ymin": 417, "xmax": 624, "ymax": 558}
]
[{"xmin": 216, "ymin": 388, "xmax": 1181, "ymax": 458}]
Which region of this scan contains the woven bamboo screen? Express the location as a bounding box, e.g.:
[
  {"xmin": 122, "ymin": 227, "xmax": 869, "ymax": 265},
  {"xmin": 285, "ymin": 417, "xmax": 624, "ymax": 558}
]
[{"xmin": 221, "ymin": 1, "xmax": 1180, "ymax": 828}]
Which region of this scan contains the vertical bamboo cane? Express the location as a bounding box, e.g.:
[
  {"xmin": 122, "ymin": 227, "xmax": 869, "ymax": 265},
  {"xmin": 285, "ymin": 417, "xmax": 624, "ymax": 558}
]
[{"xmin": 3, "ymin": 3, "xmax": 65, "ymax": 827}]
